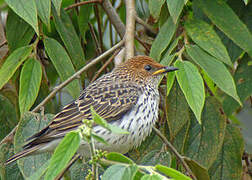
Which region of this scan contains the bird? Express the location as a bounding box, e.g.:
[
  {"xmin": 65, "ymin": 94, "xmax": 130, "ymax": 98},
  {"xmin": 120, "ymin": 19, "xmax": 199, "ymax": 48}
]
[{"xmin": 6, "ymin": 55, "xmax": 178, "ymax": 164}]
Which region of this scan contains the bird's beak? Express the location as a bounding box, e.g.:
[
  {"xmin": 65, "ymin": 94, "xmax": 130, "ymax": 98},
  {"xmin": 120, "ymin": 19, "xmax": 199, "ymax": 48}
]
[{"xmin": 152, "ymin": 66, "xmax": 178, "ymax": 75}]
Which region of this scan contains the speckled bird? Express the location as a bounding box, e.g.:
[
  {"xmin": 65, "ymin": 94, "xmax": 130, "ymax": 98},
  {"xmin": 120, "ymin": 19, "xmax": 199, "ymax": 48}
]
[{"xmin": 6, "ymin": 56, "xmax": 178, "ymax": 164}]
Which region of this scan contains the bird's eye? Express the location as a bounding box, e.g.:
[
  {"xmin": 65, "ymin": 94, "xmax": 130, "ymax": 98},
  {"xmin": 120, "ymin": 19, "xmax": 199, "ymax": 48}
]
[{"xmin": 144, "ymin": 65, "xmax": 152, "ymax": 71}]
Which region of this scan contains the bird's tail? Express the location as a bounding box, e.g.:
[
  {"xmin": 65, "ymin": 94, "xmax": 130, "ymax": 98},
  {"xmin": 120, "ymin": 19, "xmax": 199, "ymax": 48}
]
[{"xmin": 5, "ymin": 145, "xmax": 42, "ymax": 165}]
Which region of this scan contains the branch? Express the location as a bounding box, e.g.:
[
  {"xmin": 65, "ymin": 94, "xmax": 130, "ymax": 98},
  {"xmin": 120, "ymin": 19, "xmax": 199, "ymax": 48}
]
[
  {"xmin": 124, "ymin": 0, "xmax": 136, "ymax": 60},
  {"xmin": 135, "ymin": 15, "xmax": 157, "ymax": 35},
  {"xmin": 64, "ymin": 0, "xmax": 101, "ymax": 11},
  {"xmin": 152, "ymin": 127, "xmax": 196, "ymax": 180},
  {"xmin": 0, "ymin": 40, "xmax": 124, "ymax": 146},
  {"xmin": 102, "ymin": 0, "xmax": 125, "ymax": 39}
]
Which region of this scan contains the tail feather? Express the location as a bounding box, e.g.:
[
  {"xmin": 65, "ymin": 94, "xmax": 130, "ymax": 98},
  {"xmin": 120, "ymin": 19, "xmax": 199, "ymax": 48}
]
[{"xmin": 5, "ymin": 145, "xmax": 42, "ymax": 165}]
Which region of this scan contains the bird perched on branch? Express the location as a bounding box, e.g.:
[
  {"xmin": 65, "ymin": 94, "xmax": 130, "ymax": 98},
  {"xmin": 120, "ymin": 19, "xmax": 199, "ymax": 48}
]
[{"xmin": 6, "ymin": 56, "xmax": 178, "ymax": 164}]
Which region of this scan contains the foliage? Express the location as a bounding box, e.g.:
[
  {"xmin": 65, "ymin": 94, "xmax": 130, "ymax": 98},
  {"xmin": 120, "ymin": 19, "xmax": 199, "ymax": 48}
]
[{"xmin": 0, "ymin": 0, "xmax": 251, "ymax": 179}]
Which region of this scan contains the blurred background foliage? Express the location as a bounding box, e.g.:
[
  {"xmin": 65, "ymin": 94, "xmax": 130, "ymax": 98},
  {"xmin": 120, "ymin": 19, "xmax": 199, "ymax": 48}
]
[{"xmin": 0, "ymin": 0, "xmax": 251, "ymax": 179}]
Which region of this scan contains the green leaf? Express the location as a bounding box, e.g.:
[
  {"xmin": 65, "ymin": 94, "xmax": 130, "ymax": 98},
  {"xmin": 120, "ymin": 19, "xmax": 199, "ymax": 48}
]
[
  {"xmin": 52, "ymin": 7, "xmax": 85, "ymax": 70},
  {"xmin": 45, "ymin": 131, "xmax": 81, "ymax": 180},
  {"xmin": 185, "ymin": 19, "xmax": 232, "ymax": 66},
  {"xmin": 108, "ymin": 124, "xmax": 129, "ymax": 134},
  {"xmin": 0, "ymin": 95, "xmax": 18, "ymax": 141},
  {"xmin": 223, "ymin": 54, "xmax": 252, "ymax": 115},
  {"xmin": 6, "ymin": 10, "xmax": 35, "ymax": 52},
  {"xmin": 195, "ymin": 0, "xmax": 252, "ymax": 57},
  {"xmin": 91, "ymin": 133, "xmax": 108, "ymax": 145},
  {"xmin": 106, "ymin": 152, "xmax": 133, "ymax": 164},
  {"xmin": 51, "ymin": 0, "xmax": 62, "ymax": 16},
  {"xmin": 155, "ymin": 164, "xmax": 191, "ymax": 180},
  {"xmin": 183, "ymin": 158, "xmax": 210, "ymax": 180},
  {"xmin": 91, "ymin": 106, "xmax": 109, "ymax": 129},
  {"xmin": 149, "ymin": 0, "xmax": 165, "ymax": 20},
  {"xmin": 27, "ymin": 159, "xmax": 50, "ymax": 180},
  {"xmin": 35, "ymin": 0, "xmax": 51, "ymax": 27},
  {"xmin": 140, "ymin": 150, "xmax": 171, "ymax": 167},
  {"xmin": 175, "ymin": 60, "xmax": 205, "ymax": 123},
  {"xmin": 185, "ymin": 97, "xmax": 226, "ymax": 169},
  {"xmin": 78, "ymin": 3, "xmax": 92, "ymax": 42},
  {"xmin": 5, "ymin": 0, "xmax": 38, "ymax": 35},
  {"xmin": 166, "ymin": 0, "xmax": 188, "ymax": 23},
  {"xmin": 208, "ymin": 125, "xmax": 244, "ymax": 180},
  {"xmin": 166, "ymin": 72, "xmax": 175, "ymax": 96},
  {"xmin": 186, "ymin": 45, "xmax": 242, "ymax": 105},
  {"xmin": 0, "ymin": 46, "xmax": 32, "ymax": 89},
  {"xmin": 91, "ymin": 107, "xmax": 129, "ymax": 134},
  {"xmin": 162, "ymin": 37, "xmax": 180, "ymax": 60},
  {"xmin": 19, "ymin": 58, "xmax": 42, "ymax": 115},
  {"xmin": 44, "ymin": 37, "xmax": 81, "ymax": 99},
  {"xmin": 141, "ymin": 174, "xmax": 163, "ymax": 180},
  {"xmin": 150, "ymin": 17, "xmax": 177, "ymax": 61},
  {"xmin": 14, "ymin": 112, "xmax": 53, "ymax": 178},
  {"xmin": 102, "ymin": 164, "xmax": 138, "ymax": 180}
]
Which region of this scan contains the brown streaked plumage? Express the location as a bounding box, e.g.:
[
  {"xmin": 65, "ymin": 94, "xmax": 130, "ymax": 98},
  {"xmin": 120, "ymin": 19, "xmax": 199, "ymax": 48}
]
[{"xmin": 6, "ymin": 56, "xmax": 178, "ymax": 164}]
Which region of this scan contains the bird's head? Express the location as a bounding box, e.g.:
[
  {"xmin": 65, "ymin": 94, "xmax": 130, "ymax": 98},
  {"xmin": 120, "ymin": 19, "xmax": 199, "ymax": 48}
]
[{"xmin": 115, "ymin": 56, "xmax": 178, "ymax": 86}]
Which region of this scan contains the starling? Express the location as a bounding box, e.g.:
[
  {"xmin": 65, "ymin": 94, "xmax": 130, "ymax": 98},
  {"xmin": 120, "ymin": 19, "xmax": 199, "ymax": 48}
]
[{"xmin": 6, "ymin": 56, "xmax": 178, "ymax": 164}]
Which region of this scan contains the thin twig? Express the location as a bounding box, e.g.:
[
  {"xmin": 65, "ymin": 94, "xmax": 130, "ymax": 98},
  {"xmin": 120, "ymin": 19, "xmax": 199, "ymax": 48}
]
[
  {"xmin": 124, "ymin": 0, "xmax": 136, "ymax": 60},
  {"xmin": 64, "ymin": 0, "xmax": 101, "ymax": 11},
  {"xmin": 89, "ymin": 138, "xmax": 98, "ymax": 179},
  {"xmin": 91, "ymin": 50, "xmax": 119, "ymax": 82},
  {"xmin": 152, "ymin": 127, "xmax": 196, "ymax": 180},
  {"xmin": 94, "ymin": 4, "xmax": 104, "ymax": 52},
  {"xmin": 102, "ymin": 0, "xmax": 125, "ymax": 39},
  {"xmin": 135, "ymin": 15, "xmax": 157, "ymax": 35},
  {"xmin": 0, "ymin": 40, "xmax": 124, "ymax": 146},
  {"xmin": 88, "ymin": 23, "xmax": 102, "ymax": 55}
]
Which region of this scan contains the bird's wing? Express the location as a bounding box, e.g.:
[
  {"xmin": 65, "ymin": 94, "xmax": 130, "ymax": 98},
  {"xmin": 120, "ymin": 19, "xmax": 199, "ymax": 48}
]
[{"xmin": 24, "ymin": 80, "xmax": 140, "ymax": 149}]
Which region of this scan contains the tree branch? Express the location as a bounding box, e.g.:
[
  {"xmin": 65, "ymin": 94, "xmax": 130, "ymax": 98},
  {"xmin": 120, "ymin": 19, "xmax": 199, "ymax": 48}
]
[
  {"xmin": 101, "ymin": 0, "xmax": 125, "ymax": 39},
  {"xmin": 64, "ymin": 0, "xmax": 101, "ymax": 11},
  {"xmin": 0, "ymin": 40, "xmax": 124, "ymax": 146},
  {"xmin": 153, "ymin": 127, "xmax": 196, "ymax": 180},
  {"xmin": 135, "ymin": 15, "xmax": 157, "ymax": 35},
  {"xmin": 124, "ymin": 0, "xmax": 136, "ymax": 60}
]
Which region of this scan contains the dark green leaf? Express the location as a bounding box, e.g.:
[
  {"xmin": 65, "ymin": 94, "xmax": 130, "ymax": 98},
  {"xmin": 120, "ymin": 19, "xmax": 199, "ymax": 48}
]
[
  {"xmin": 44, "ymin": 37, "xmax": 81, "ymax": 99},
  {"xmin": 208, "ymin": 125, "xmax": 244, "ymax": 180},
  {"xmin": 52, "ymin": 7, "xmax": 85, "ymax": 70},
  {"xmin": 5, "ymin": 0, "xmax": 38, "ymax": 35},
  {"xmin": 175, "ymin": 60, "xmax": 205, "ymax": 123},
  {"xmin": 166, "ymin": 72, "xmax": 175, "ymax": 96},
  {"xmin": 0, "ymin": 143, "xmax": 23, "ymax": 180},
  {"xmin": 223, "ymin": 54, "xmax": 252, "ymax": 115},
  {"xmin": 6, "ymin": 10, "xmax": 35, "ymax": 52},
  {"xmin": 0, "ymin": 46, "xmax": 32, "ymax": 89},
  {"xmin": 19, "ymin": 58, "xmax": 42, "ymax": 115},
  {"xmin": 45, "ymin": 131, "xmax": 81, "ymax": 180},
  {"xmin": 69, "ymin": 160, "xmax": 90, "ymax": 180},
  {"xmin": 35, "ymin": 0, "xmax": 51, "ymax": 27},
  {"xmin": 184, "ymin": 158, "xmax": 210, "ymax": 180},
  {"xmin": 185, "ymin": 97, "xmax": 226, "ymax": 169},
  {"xmin": 166, "ymin": 0, "xmax": 188, "ymax": 23},
  {"xmin": 106, "ymin": 152, "xmax": 133, "ymax": 164},
  {"xmin": 149, "ymin": 0, "xmax": 165, "ymax": 20},
  {"xmin": 102, "ymin": 164, "xmax": 138, "ymax": 180},
  {"xmin": 186, "ymin": 45, "xmax": 241, "ymax": 105},
  {"xmin": 0, "ymin": 95, "xmax": 18, "ymax": 141},
  {"xmin": 140, "ymin": 150, "xmax": 171, "ymax": 167},
  {"xmin": 150, "ymin": 17, "xmax": 177, "ymax": 61},
  {"xmin": 78, "ymin": 3, "xmax": 92, "ymax": 42},
  {"xmin": 14, "ymin": 112, "xmax": 53, "ymax": 178},
  {"xmin": 155, "ymin": 164, "xmax": 191, "ymax": 180},
  {"xmin": 51, "ymin": 0, "xmax": 62, "ymax": 16},
  {"xmin": 185, "ymin": 18, "xmax": 232, "ymax": 66},
  {"xmin": 195, "ymin": 0, "xmax": 252, "ymax": 57},
  {"xmin": 27, "ymin": 159, "xmax": 50, "ymax": 180}
]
